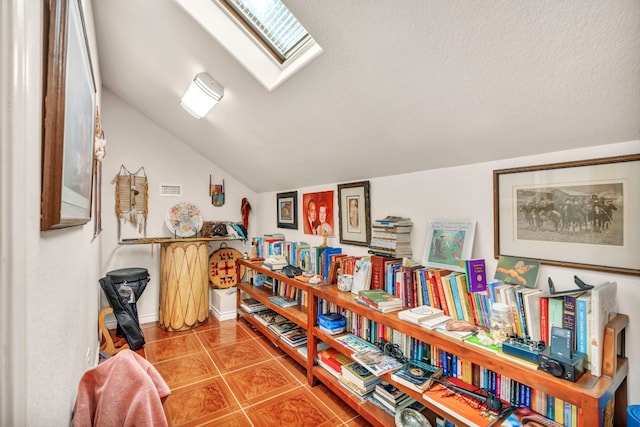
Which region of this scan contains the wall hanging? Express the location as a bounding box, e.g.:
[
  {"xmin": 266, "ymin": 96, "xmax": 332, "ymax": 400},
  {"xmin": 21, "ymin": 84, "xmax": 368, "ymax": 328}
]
[
  {"xmin": 209, "ymin": 174, "xmax": 225, "ymax": 207},
  {"xmin": 115, "ymin": 166, "xmax": 148, "ymax": 239}
]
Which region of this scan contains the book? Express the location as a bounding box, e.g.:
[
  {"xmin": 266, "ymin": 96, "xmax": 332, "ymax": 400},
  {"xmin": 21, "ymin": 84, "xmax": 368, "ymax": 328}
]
[
  {"xmin": 253, "ymin": 309, "xmax": 288, "ymax": 326},
  {"xmin": 268, "ymin": 295, "xmax": 298, "ymax": 307},
  {"xmin": 575, "ymin": 293, "xmax": 591, "ymax": 360},
  {"xmin": 521, "ymin": 288, "xmax": 543, "ymax": 343},
  {"xmin": 539, "ymin": 296, "xmax": 549, "ymax": 344},
  {"xmin": 341, "ymin": 362, "xmax": 381, "ymax": 390},
  {"xmin": 338, "ymin": 375, "xmax": 374, "ymax": 400},
  {"xmin": 334, "ymin": 334, "xmax": 377, "ymax": 353},
  {"xmin": 296, "ymin": 341, "xmax": 330, "ymax": 360},
  {"xmin": 317, "ymin": 347, "xmax": 353, "ymax": 375},
  {"xmin": 418, "ymin": 314, "xmax": 452, "ymax": 330},
  {"xmin": 375, "ymin": 381, "xmax": 410, "ymax": 403},
  {"xmin": 351, "ymin": 257, "xmax": 372, "ymax": 295},
  {"xmin": 369, "ymin": 254, "xmax": 387, "ymax": 290},
  {"xmin": 498, "ymin": 405, "xmax": 563, "ymax": 426},
  {"xmin": 589, "ymin": 281, "xmax": 617, "ymax": 377},
  {"xmin": 390, "ymin": 359, "xmax": 442, "ymax": 392},
  {"xmin": 280, "ymin": 326, "xmax": 307, "ymax": 347},
  {"xmin": 398, "ymin": 305, "xmax": 445, "ymax": 325},
  {"xmin": 494, "ymin": 255, "xmax": 541, "ymax": 288},
  {"xmin": 268, "ymin": 320, "xmax": 298, "ymax": 335},
  {"xmin": 465, "ymin": 259, "xmax": 488, "ymax": 292},
  {"xmin": 357, "ymin": 289, "xmax": 403, "ymax": 308},
  {"xmin": 355, "ymin": 297, "xmax": 403, "ymax": 313},
  {"xmin": 350, "ymin": 347, "xmax": 404, "ymax": 376},
  {"xmin": 423, "ymin": 383, "xmax": 500, "ymax": 426},
  {"xmin": 547, "ymin": 296, "xmax": 564, "ymax": 342},
  {"xmin": 562, "ymin": 292, "xmax": 584, "ymax": 350},
  {"xmin": 240, "ymin": 297, "xmax": 267, "ymax": 313}
]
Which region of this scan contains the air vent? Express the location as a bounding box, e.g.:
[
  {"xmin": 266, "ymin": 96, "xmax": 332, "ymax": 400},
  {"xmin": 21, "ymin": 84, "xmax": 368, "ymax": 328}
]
[{"xmin": 159, "ymin": 184, "xmax": 182, "ymax": 197}]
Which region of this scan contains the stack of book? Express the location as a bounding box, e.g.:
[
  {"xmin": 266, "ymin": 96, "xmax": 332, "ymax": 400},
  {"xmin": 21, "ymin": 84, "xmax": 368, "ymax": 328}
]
[
  {"xmin": 268, "ymin": 295, "xmax": 298, "ymax": 307},
  {"xmin": 253, "ymin": 309, "xmax": 288, "ymax": 327},
  {"xmin": 317, "ymin": 312, "xmax": 346, "ymax": 335},
  {"xmin": 267, "ymin": 320, "xmax": 298, "ymax": 336},
  {"xmin": 356, "ymin": 289, "xmax": 403, "ymax": 313},
  {"xmin": 368, "ymin": 216, "xmax": 413, "ymax": 258},
  {"xmin": 240, "ymin": 297, "xmax": 267, "ymax": 313},
  {"xmin": 279, "ymin": 325, "xmax": 307, "ymax": 347},
  {"xmin": 390, "ymin": 359, "xmax": 442, "ymax": 393},
  {"xmin": 317, "ymin": 347, "xmax": 353, "ymax": 377},
  {"xmin": 371, "ymin": 381, "xmax": 418, "ymax": 415},
  {"xmin": 398, "ymin": 305, "xmax": 452, "ymax": 330},
  {"xmin": 339, "ymin": 362, "xmax": 381, "ymax": 400}
]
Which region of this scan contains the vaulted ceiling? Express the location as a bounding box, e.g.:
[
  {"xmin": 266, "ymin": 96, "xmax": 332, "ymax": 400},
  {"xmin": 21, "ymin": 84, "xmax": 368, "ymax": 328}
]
[{"xmin": 92, "ymin": 0, "xmax": 640, "ymax": 193}]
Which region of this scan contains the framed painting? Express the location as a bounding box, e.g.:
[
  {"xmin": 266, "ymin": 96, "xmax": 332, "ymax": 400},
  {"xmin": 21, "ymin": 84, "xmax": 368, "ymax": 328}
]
[
  {"xmin": 276, "ymin": 191, "xmax": 297, "ymax": 229},
  {"xmin": 493, "ymin": 154, "xmax": 640, "ymax": 275},
  {"xmin": 302, "ymin": 190, "xmax": 335, "ymax": 236},
  {"xmin": 421, "ymin": 220, "xmax": 476, "ymax": 272},
  {"xmin": 337, "ymin": 181, "xmax": 371, "ymax": 246},
  {"xmin": 41, "ymin": 0, "xmax": 96, "ymax": 230}
]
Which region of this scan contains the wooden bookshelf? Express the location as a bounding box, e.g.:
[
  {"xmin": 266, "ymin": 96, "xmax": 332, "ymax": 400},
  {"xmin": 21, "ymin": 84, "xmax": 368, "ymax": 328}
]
[{"xmin": 237, "ymin": 259, "xmax": 628, "ymax": 427}]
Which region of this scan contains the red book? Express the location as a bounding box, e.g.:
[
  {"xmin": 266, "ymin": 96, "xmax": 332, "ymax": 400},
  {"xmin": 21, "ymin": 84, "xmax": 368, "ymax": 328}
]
[
  {"xmin": 430, "ymin": 268, "xmax": 452, "ymax": 316},
  {"xmin": 539, "ymin": 296, "xmax": 549, "ymax": 344},
  {"xmin": 369, "ymin": 255, "xmax": 386, "ymax": 290}
]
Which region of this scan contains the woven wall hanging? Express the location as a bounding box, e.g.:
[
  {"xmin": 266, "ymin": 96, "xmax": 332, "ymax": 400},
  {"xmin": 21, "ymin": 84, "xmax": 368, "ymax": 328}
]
[{"xmin": 115, "ymin": 166, "xmax": 148, "ymax": 238}]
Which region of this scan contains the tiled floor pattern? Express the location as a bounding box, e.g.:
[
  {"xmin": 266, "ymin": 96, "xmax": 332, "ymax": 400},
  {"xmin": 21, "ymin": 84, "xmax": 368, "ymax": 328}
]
[{"xmin": 140, "ymin": 314, "xmax": 374, "ymax": 426}]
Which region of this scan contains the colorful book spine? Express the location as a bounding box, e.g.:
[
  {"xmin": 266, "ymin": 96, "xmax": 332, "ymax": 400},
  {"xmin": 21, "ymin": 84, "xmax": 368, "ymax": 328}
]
[
  {"xmin": 576, "ymin": 293, "xmax": 591, "ymax": 359},
  {"xmin": 562, "ymin": 293, "xmax": 581, "ymax": 350},
  {"xmin": 539, "ymin": 296, "xmax": 549, "ymax": 344}
]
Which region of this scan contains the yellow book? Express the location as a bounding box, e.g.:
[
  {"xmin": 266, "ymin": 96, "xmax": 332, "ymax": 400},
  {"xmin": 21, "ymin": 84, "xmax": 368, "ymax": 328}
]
[{"xmin": 554, "ymin": 398, "xmax": 564, "ymax": 425}]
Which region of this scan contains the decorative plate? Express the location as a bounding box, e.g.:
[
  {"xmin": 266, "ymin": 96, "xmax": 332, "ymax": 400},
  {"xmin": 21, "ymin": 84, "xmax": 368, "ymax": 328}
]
[{"xmin": 165, "ymin": 202, "xmax": 203, "ymax": 237}]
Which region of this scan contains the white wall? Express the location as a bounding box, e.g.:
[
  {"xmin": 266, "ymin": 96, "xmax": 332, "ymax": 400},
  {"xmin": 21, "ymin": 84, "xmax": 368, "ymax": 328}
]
[
  {"xmin": 99, "ymin": 90, "xmax": 256, "ymax": 324},
  {"xmin": 257, "ymin": 140, "xmax": 640, "ymax": 404}
]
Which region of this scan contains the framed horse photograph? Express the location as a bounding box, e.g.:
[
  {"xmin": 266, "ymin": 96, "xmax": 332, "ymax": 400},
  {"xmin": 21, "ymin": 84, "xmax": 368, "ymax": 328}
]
[{"xmin": 493, "ymin": 154, "xmax": 640, "ymax": 276}]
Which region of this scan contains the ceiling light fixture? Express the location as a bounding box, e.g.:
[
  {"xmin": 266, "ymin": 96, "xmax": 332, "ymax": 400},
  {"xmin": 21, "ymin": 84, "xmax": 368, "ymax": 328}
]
[{"xmin": 180, "ymin": 72, "xmax": 224, "ymax": 119}]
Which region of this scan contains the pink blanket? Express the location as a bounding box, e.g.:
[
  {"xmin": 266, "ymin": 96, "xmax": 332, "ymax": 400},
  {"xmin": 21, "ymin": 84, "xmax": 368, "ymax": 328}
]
[{"xmin": 72, "ymin": 349, "xmax": 170, "ymax": 427}]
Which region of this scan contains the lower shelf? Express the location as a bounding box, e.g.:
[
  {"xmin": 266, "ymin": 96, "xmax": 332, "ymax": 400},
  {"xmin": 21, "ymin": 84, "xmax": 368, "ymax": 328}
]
[
  {"xmin": 312, "ymin": 364, "xmax": 398, "ymax": 427},
  {"xmin": 238, "ymin": 309, "xmax": 307, "ymax": 367}
]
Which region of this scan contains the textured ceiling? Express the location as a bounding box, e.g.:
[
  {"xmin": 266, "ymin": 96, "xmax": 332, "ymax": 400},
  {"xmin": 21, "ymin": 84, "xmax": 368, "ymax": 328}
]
[{"xmin": 92, "ymin": 0, "xmax": 640, "ymax": 193}]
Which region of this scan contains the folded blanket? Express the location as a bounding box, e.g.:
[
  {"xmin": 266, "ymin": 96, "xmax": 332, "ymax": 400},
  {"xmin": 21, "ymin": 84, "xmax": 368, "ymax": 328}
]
[{"xmin": 72, "ymin": 349, "xmax": 170, "ymax": 427}]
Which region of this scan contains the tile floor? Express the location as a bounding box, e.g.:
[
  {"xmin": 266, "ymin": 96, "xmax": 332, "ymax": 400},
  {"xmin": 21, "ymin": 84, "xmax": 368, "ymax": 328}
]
[{"xmin": 139, "ymin": 313, "xmax": 374, "ymax": 427}]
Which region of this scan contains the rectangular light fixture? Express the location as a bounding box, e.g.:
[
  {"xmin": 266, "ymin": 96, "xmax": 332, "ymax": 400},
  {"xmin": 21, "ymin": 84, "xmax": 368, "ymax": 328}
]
[{"xmin": 180, "ymin": 72, "xmax": 224, "ymax": 119}]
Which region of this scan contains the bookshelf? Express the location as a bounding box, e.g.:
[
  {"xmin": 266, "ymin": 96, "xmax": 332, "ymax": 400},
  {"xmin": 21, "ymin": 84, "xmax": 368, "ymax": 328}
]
[{"xmin": 237, "ymin": 259, "xmax": 628, "ymax": 427}]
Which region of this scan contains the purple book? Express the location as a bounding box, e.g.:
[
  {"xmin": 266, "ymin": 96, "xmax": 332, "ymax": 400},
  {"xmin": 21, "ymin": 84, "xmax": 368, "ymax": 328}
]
[{"xmin": 465, "ymin": 259, "xmax": 487, "ymax": 292}]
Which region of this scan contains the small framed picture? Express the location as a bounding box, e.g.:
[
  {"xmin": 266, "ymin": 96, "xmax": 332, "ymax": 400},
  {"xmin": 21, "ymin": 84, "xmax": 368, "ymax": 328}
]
[
  {"xmin": 338, "ymin": 181, "xmax": 371, "ymax": 246},
  {"xmin": 276, "ymin": 191, "xmax": 297, "ymax": 229}
]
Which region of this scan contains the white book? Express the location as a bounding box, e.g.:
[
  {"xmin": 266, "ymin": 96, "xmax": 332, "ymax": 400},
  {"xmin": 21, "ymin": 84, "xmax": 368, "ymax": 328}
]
[
  {"xmin": 588, "ymin": 281, "xmax": 617, "ymax": 377},
  {"xmin": 351, "ymin": 258, "xmax": 372, "ymax": 295},
  {"xmin": 398, "ymin": 306, "xmax": 445, "ymax": 324}
]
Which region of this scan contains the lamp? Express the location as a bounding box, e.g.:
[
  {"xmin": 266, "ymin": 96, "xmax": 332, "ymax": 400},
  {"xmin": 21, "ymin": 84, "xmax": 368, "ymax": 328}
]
[{"xmin": 180, "ymin": 72, "xmax": 224, "ymax": 119}]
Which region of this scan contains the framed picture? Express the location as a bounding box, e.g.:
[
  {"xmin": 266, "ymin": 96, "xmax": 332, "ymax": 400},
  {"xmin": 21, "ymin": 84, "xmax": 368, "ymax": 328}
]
[
  {"xmin": 41, "ymin": 0, "xmax": 96, "ymax": 230},
  {"xmin": 421, "ymin": 220, "xmax": 476, "ymax": 272},
  {"xmin": 302, "ymin": 190, "xmax": 335, "ymax": 236},
  {"xmin": 493, "ymin": 154, "xmax": 640, "ymax": 276},
  {"xmin": 337, "ymin": 181, "xmax": 371, "ymax": 246},
  {"xmin": 276, "ymin": 191, "xmax": 297, "ymax": 229}
]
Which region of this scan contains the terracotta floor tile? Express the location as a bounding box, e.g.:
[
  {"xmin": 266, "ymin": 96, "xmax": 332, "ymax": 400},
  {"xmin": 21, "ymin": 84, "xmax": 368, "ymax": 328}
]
[
  {"xmin": 278, "ymin": 354, "xmax": 309, "ymax": 384},
  {"xmin": 197, "ymin": 410, "xmax": 253, "ymax": 426},
  {"xmin": 163, "ymin": 377, "xmax": 240, "ymax": 427},
  {"xmin": 310, "ymin": 382, "xmax": 362, "ymax": 422},
  {"xmin": 207, "ymin": 339, "xmax": 276, "ymax": 373},
  {"xmin": 195, "ymin": 323, "xmax": 253, "ymax": 349},
  {"xmin": 144, "ymin": 333, "xmax": 204, "ymax": 363},
  {"xmin": 244, "ymin": 387, "xmax": 343, "ymax": 427},
  {"xmin": 224, "ymin": 359, "xmax": 300, "ymax": 406},
  {"xmin": 153, "ymin": 351, "xmax": 219, "ymax": 389},
  {"xmin": 142, "ymin": 322, "xmax": 194, "ymax": 342}
]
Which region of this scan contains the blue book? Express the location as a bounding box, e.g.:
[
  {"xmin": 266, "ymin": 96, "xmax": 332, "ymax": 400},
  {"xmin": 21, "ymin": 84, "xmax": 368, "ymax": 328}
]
[
  {"xmin": 576, "ymin": 293, "xmax": 591, "ymax": 356},
  {"xmin": 446, "ymin": 273, "xmax": 464, "ymax": 320}
]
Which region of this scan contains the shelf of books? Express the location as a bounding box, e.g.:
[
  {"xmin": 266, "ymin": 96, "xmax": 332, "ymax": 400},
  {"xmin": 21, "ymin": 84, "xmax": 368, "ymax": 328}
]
[
  {"xmin": 236, "ymin": 260, "xmax": 314, "ymax": 368},
  {"xmin": 237, "ymin": 258, "xmax": 628, "ymax": 427}
]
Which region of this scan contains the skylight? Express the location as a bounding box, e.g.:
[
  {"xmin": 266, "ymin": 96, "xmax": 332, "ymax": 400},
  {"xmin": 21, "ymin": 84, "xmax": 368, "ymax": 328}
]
[
  {"xmin": 221, "ymin": 0, "xmax": 310, "ymax": 63},
  {"xmin": 174, "ymin": 0, "xmax": 323, "ymax": 91}
]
